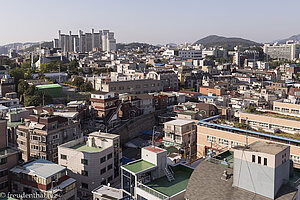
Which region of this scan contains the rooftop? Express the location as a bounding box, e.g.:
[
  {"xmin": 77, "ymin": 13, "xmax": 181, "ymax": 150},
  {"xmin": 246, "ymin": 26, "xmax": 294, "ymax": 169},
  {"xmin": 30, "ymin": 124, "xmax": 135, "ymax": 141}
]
[
  {"xmin": 122, "ymin": 160, "xmax": 156, "ymax": 174},
  {"xmin": 145, "ymin": 164, "xmax": 193, "ymax": 197},
  {"xmin": 35, "ymin": 84, "xmax": 62, "ymax": 89},
  {"xmin": 234, "ymin": 141, "xmax": 288, "ymax": 155},
  {"xmin": 12, "ymin": 159, "xmax": 65, "ymax": 179},
  {"xmin": 92, "ymin": 185, "xmax": 122, "ymax": 199},
  {"xmin": 165, "ymin": 119, "xmax": 194, "ymax": 126},
  {"xmin": 71, "ymin": 143, "xmax": 103, "ymax": 153},
  {"xmin": 184, "ymin": 160, "xmax": 297, "ymax": 200},
  {"xmin": 145, "ymin": 146, "xmax": 165, "ymax": 153}
]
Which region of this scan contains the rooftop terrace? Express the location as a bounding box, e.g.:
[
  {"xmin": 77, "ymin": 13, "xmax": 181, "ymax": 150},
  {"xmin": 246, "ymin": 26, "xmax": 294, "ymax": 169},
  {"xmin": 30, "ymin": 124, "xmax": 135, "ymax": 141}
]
[
  {"xmin": 145, "ymin": 165, "xmax": 193, "ymax": 197},
  {"xmin": 71, "ymin": 143, "xmax": 103, "ymax": 153},
  {"xmin": 122, "ymin": 160, "xmax": 156, "ymax": 174}
]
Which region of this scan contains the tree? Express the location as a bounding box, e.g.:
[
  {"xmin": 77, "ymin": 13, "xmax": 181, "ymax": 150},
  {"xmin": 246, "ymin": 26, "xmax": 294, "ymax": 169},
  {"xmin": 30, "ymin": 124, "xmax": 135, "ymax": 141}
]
[
  {"xmin": 24, "ymin": 95, "xmax": 42, "ymax": 106},
  {"xmin": 17, "ymin": 80, "xmax": 29, "ymax": 95},
  {"xmin": 9, "ymin": 67, "xmax": 24, "ymax": 84},
  {"xmin": 24, "ymin": 85, "xmax": 36, "ymax": 96},
  {"xmin": 73, "ymin": 77, "xmax": 84, "ymax": 87},
  {"xmin": 80, "ymin": 82, "xmax": 93, "ymax": 92}
]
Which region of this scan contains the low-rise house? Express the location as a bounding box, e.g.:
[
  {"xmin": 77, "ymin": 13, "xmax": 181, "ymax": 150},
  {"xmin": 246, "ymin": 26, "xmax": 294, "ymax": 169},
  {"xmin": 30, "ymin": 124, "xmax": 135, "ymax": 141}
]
[
  {"xmin": 10, "ymin": 159, "xmax": 77, "ymax": 200},
  {"xmin": 121, "ymin": 146, "xmax": 194, "ymax": 200},
  {"xmin": 163, "ymin": 119, "xmax": 197, "ymax": 159}
]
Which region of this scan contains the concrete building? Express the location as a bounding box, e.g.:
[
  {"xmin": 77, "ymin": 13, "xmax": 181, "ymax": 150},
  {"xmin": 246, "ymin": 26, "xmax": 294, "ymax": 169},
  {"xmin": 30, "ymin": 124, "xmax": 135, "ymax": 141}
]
[
  {"xmin": 239, "ymin": 111, "xmax": 300, "ymax": 134},
  {"xmin": 90, "ymin": 91, "xmax": 119, "ymax": 118},
  {"xmin": 196, "ymin": 119, "xmax": 300, "ymax": 168},
  {"xmin": 185, "ymin": 141, "xmax": 297, "ymax": 200},
  {"xmin": 0, "ymin": 119, "xmax": 19, "ymax": 193},
  {"xmin": 54, "ymin": 29, "xmax": 116, "ymax": 53},
  {"xmin": 233, "ymin": 141, "xmax": 290, "ymax": 199},
  {"xmin": 264, "ymin": 42, "xmax": 300, "ymax": 60},
  {"xmin": 58, "ymin": 132, "xmax": 121, "ymax": 197},
  {"xmin": 163, "ymin": 49, "xmax": 202, "ymax": 59},
  {"xmin": 163, "ymin": 119, "xmax": 197, "ymax": 159},
  {"xmin": 121, "ymin": 146, "xmax": 194, "ymax": 200},
  {"xmin": 10, "ymin": 159, "xmax": 77, "ymax": 200},
  {"xmin": 97, "ymin": 79, "xmax": 163, "ymax": 94},
  {"xmin": 92, "ymin": 185, "xmax": 122, "ymax": 200},
  {"xmin": 16, "ymin": 114, "xmax": 82, "ymax": 163},
  {"xmin": 146, "ymin": 70, "xmax": 178, "ymax": 90}
]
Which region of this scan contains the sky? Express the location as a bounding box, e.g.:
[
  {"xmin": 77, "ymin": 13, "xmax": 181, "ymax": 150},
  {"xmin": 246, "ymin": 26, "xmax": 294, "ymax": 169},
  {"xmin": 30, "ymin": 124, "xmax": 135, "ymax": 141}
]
[{"xmin": 1, "ymin": 0, "xmax": 300, "ymax": 46}]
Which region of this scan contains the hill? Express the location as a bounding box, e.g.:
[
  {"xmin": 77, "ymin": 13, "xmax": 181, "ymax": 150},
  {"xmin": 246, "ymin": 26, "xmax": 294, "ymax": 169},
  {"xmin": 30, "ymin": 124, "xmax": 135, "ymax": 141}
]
[
  {"xmin": 193, "ymin": 35, "xmax": 261, "ymax": 49},
  {"xmin": 272, "ymin": 34, "xmax": 300, "ymax": 44},
  {"xmin": 117, "ymin": 42, "xmax": 158, "ymax": 50},
  {"xmin": 23, "ymin": 41, "xmax": 53, "ymax": 52}
]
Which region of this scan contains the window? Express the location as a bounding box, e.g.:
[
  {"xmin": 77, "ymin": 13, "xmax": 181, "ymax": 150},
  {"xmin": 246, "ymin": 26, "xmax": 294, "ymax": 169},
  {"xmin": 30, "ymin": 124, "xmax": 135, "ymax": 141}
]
[
  {"xmin": 219, "ymin": 138, "xmax": 229, "ymax": 145},
  {"xmin": 0, "ymin": 157, "xmax": 7, "ymax": 165},
  {"xmin": 0, "ymin": 181, "xmax": 8, "ymax": 190},
  {"xmin": 207, "ymin": 135, "xmax": 216, "ymax": 143},
  {"xmin": 107, "ymin": 176, "xmax": 113, "ymax": 183},
  {"xmin": 0, "ymin": 169, "xmax": 8, "ymax": 177},
  {"xmin": 81, "ymin": 182, "xmax": 88, "ymax": 189},
  {"xmin": 100, "ymin": 156, "xmax": 106, "ymax": 163},
  {"xmin": 143, "ymin": 84, "xmax": 148, "ymax": 88},
  {"xmin": 274, "ymin": 107, "xmax": 280, "ymax": 111},
  {"xmin": 258, "ymin": 156, "xmax": 261, "ymax": 164},
  {"xmin": 101, "ymin": 167, "xmax": 106, "ymax": 174},
  {"xmin": 136, "ymin": 85, "xmax": 141, "ymax": 89},
  {"xmin": 61, "ymin": 154, "xmax": 67, "ymax": 160},
  {"xmin": 81, "ymin": 159, "xmax": 88, "ymax": 165},
  {"xmin": 291, "ymin": 109, "xmax": 299, "ymax": 114},
  {"xmin": 108, "ymin": 164, "xmax": 113, "ymax": 170},
  {"xmin": 281, "ymin": 108, "xmax": 289, "ymax": 113},
  {"xmin": 107, "ymin": 153, "xmax": 113, "ymax": 160},
  {"xmin": 81, "ymin": 170, "xmax": 88, "ymax": 176},
  {"xmin": 252, "ymin": 155, "xmax": 255, "ymax": 163},
  {"xmin": 264, "ymin": 158, "xmax": 267, "ymax": 166},
  {"xmin": 119, "ymin": 86, "xmax": 124, "ymax": 90}
]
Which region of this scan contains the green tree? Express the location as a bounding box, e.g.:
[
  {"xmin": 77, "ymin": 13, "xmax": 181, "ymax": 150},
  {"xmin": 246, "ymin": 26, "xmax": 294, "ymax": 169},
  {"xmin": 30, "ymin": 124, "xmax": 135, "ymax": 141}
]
[
  {"xmin": 9, "ymin": 67, "xmax": 24, "ymax": 84},
  {"xmin": 17, "ymin": 80, "xmax": 29, "ymax": 95},
  {"xmin": 80, "ymin": 82, "xmax": 93, "ymax": 92},
  {"xmin": 25, "ymin": 95, "xmax": 42, "ymax": 106},
  {"xmin": 73, "ymin": 77, "xmax": 84, "ymax": 87}
]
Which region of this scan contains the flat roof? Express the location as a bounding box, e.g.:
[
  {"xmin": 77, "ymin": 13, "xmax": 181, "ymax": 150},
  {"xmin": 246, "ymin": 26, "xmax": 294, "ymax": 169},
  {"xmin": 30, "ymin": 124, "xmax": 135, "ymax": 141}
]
[
  {"xmin": 145, "ymin": 164, "xmax": 193, "ymax": 197},
  {"xmin": 145, "ymin": 146, "xmax": 165, "ymax": 153},
  {"xmin": 19, "ymin": 159, "xmax": 65, "ymax": 179},
  {"xmin": 122, "ymin": 160, "xmax": 156, "ymax": 174},
  {"xmin": 234, "ymin": 141, "xmax": 288, "ymax": 155},
  {"xmin": 71, "ymin": 143, "xmax": 103, "ymax": 153},
  {"xmin": 165, "ymin": 119, "xmax": 194, "ymax": 126},
  {"xmin": 92, "ymin": 185, "xmax": 122, "ymax": 199},
  {"xmin": 36, "ymin": 84, "xmax": 62, "ymax": 89},
  {"xmin": 199, "ymin": 121, "xmax": 300, "ymax": 145}
]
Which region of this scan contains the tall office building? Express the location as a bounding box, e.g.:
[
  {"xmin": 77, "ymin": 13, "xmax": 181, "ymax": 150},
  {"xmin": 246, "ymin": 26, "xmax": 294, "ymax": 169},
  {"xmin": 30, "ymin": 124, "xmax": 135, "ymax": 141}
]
[{"xmin": 53, "ymin": 29, "xmax": 116, "ymax": 53}]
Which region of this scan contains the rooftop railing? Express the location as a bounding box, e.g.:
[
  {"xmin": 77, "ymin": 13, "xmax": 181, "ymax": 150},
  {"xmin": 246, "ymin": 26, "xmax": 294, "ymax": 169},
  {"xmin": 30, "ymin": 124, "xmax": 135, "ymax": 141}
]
[{"xmin": 137, "ymin": 182, "xmax": 169, "ymax": 200}]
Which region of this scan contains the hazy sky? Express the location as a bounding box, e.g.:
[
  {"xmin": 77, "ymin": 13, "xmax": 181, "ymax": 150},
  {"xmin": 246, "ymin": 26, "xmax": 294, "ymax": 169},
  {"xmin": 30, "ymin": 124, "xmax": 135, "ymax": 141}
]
[{"xmin": 1, "ymin": 0, "xmax": 300, "ymax": 46}]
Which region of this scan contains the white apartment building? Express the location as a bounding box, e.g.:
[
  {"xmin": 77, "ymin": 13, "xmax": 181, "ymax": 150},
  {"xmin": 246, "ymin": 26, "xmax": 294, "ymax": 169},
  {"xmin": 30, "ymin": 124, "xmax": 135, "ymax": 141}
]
[
  {"xmin": 54, "ymin": 29, "xmax": 116, "ymax": 53},
  {"xmin": 264, "ymin": 42, "xmax": 300, "ymax": 60},
  {"xmin": 163, "ymin": 49, "xmax": 202, "ymax": 59},
  {"xmin": 58, "ymin": 132, "xmax": 122, "ymax": 197}
]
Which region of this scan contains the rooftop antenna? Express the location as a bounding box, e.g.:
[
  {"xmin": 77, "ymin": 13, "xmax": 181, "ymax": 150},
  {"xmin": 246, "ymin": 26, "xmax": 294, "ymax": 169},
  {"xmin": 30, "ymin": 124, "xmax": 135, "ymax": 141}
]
[{"xmin": 152, "ymin": 126, "xmax": 156, "ymax": 146}]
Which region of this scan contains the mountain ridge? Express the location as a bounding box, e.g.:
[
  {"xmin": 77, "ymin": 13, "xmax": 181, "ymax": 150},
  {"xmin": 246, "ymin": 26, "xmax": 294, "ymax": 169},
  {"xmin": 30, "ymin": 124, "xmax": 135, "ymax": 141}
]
[{"xmin": 193, "ymin": 35, "xmax": 261, "ymax": 49}]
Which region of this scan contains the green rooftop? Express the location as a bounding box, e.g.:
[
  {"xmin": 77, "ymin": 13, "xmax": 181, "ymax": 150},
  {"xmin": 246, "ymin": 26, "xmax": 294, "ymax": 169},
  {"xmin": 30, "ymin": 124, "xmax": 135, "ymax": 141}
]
[
  {"xmin": 71, "ymin": 143, "xmax": 103, "ymax": 153},
  {"xmin": 145, "ymin": 165, "xmax": 193, "ymax": 197},
  {"xmin": 36, "ymin": 84, "xmax": 62, "ymax": 89},
  {"xmin": 122, "ymin": 160, "xmax": 156, "ymax": 174}
]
